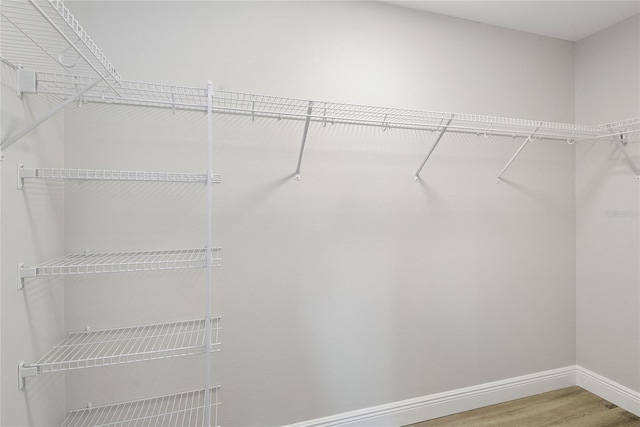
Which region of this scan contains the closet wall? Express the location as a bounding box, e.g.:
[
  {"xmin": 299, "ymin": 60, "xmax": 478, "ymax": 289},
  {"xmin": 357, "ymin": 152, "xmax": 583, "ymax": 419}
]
[
  {"xmin": 1, "ymin": 64, "xmax": 66, "ymax": 425},
  {"xmin": 61, "ymin": 105, "xmax": 213, "ymax": 410},
  {"xmin": 66, "ymin": 2, "xmax": 578, "ymax": 426},
  {"xmin": 575, "ymin": 14, "xmax": 640, "ymax": 395}
]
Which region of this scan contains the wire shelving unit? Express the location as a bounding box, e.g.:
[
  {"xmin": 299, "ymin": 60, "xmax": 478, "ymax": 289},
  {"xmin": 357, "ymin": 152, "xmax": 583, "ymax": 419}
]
[
  {"xmin": 19, "ymin": 248, "xmax": 222, "ymax": 286},
  {"xmin": 209, "ymin": 90, "xmax": 604, "ymax": 141},
  {"xmin": 30, "ymin": 70, "xmax": 608, "ymax": 142},
  {"xmin": 23, "ymin": 68, "xmax": 640, "ymax": 180},
  {"xmin": 61, "ymin": 387, "xmax": 220, "ymax": 427},
  {"xmin": 2, "ymin": 1, "xmax": 224, "ymax": 425},
  {"xmin": 36, "ymin": 318, "xmax": 221, "ymax": 372},
  {"xmin": 19, "ymin": 318, "xmax": 222, "ymax": 389},
  {"xmin": 17, "ymin": 165, "xmax": 222, "ymax": 189}
]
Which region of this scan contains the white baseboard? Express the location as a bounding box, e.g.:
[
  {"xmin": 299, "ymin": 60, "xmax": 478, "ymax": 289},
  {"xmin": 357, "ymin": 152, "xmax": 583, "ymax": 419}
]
[
  {"xmin": 576, "ymin": 365, "xmax": 640, "ymax": 417},
  {"xmin": 282, "ymin": 366, "xmax": 576, "ymax": 427}
]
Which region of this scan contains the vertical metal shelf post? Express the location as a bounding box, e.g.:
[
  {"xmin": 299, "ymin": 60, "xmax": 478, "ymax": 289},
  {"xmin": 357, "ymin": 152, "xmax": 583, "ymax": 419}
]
[{"xmin": 205, "ymin": 80, "xmax": 214, "ymax": 427}]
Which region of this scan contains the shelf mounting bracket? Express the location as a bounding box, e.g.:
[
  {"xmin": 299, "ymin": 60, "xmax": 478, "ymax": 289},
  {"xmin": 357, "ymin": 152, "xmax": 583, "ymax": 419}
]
[
  {"xmin": 17, "ymin": 68, "xmax": 37, "ymax": 98},
  {"xmin": 496, "ymin": 124, "xmax": 541, "ymax": 183},
  {"xmin": 1, "ymin": 78, "xmax": 101, "ymax": 151},
  {"xmin": 294, "ymin": 101, "xmax": 314, "ymax": 181},
  {"xmin": 414, "ymin": 116, "xmax": 454, "ymax": 181},
  {"xmin": 613, "ymin": 134, "xmax": 640, "ymax": 179},
  {"xmin": 18, "ymin": 362, "xmax": 38, "ymax": 391},
  {"xmin": 18, "ymin": 263, "xmax": 36, "ymax": 290},
  {"xmin": 17, "ymin": 163, "xmax": 37, "ymax": 190}
]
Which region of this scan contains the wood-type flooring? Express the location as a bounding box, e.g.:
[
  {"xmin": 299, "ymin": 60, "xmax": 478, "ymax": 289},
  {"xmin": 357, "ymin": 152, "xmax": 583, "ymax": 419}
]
[{"xmin": 407, "ymin": 386, "xmax": 640, "ymax": 426}]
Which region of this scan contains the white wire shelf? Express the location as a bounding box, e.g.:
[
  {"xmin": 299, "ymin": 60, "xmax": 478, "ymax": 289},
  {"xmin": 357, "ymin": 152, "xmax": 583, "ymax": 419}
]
[
  {"xmin": 2, "ymin": 0, "xmax": 638, "ymax": 144},
  {"xmin": 1, "ymin": 0, "xmax": 120, "ymax": 91},
  {"xmin": 17, "ymin": 165, "xmax": 222, "ymax": 189},
  {"xmin": 209, "ymin": 90, "xmax": 605, "ymax": 142},
  {"xmin": 61, "ymin": 387, "xmax": 220, "ymax": 427},
  {"xmin": 28, "ymin": 318, "xmax": 220, "ymax": 374},
  {"xmin": 32, "ymin": 71, "xmax": 615, "ymax": 142},
  {"xmin": 597, "ymin": 117, "xmax": 640, "ymax": 139},
  {"xmin": 19, "ymin": 248, "xmax": 222, "ymax": 285},
  {"xmin": 36, "ymin": 71, "xmax": 209, "ymax": 111}
]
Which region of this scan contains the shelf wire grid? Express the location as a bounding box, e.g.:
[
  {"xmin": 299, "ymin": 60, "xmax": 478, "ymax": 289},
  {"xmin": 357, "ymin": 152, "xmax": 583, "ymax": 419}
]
[
  {"xmin": 598, "ymin": 117, "xmax": 640, "ymax": 139},
  {"xmin": 30, "ymin": 72, "xmax": 624, "ymax": 141},
  {"xmin": 22, "ymin": 167, "xmax": 221, "ymax": 183},
  {"xmin": 1, "ymin": 0, "xmax": 120, "ymax": 88},
  {"xmin": 25, "ymin": 248, "xmax": 222, "ymax": 277},
  {"xmin": 33, "ymin": 318, "xmax": 221, "ymax": 373},
  {"xmin": 210, "ymin": 90, "xmax": 603, "ymax": 141},
  {"xmin": 30, "ymin": 71, "xmax": 606, "ymax": 140},
  {"xmin": 62, "ymin": 387, "xmax": 220, "ymax": 427},
  {"xmin": 36, "ymin": 71, "xmax": 209, "ymax": 111}
]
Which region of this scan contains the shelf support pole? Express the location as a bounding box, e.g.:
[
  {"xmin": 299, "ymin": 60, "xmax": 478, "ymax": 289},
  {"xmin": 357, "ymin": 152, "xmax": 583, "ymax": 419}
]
[
  {"xmin": 496, "ymin": 125, "xmax": 541, "ymax": 183},
  {"xmin": 204, "ymin": 81, "xmax": 214, "ymax": 427},
  {"xmin": 1, "ymin": 78, "xmax": 101, "ymax": 151},
  {"xmin": 414, "ymin": 117, "xmax": 453, "ymax": 181},
  {"xmin": 295, "ymin": 101, "xmax": 314, "ymax": 180},
  {"xmin": 613, "ymin": 134, "xmax": 640, "ymax": 178}
]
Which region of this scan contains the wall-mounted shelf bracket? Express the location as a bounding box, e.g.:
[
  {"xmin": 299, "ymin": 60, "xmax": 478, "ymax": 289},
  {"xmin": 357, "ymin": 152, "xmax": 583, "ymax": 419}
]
[
  {"xmin": 1, "ymin": 78, "xmax": 101, "ymax": 151},
  {"xmin": 18, "ymin": 264, "xmax": 36, "ymax": 290},
  {"xmin": 613, "ymin": 134, "xmax": 640, "ymax": 179},
  {"xmin": 17, "ymin": 68, "xmax": 37, "ymax": 98},
  {"xmin": 496, "ymin": 124, "xmax": 541, "ymax": 183},
  {"xmin": 18, "ymin": 362, "xmax": 38, "ymax": 391},
  {"xmin": 294, "ymin": 101, "xmax": 314, "ymax": 181},
  {"xmin": 414, "ymin": 117, "xmax": 454, "ymax": 181},
  {"xmin": 17, "ymin": 164, "xmax": 34, "ymax": 190}
]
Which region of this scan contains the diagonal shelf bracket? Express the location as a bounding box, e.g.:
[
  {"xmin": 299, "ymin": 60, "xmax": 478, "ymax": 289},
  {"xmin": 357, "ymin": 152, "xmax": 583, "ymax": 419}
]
[
  {"xmin": 1, "ymin": 78, "xmax": 101, "ymax": 151},
  {"xmin": 294, "ymin": 101, "xmax": 314, "ymax": 181},
  {"xmin": 414, "ymin": 116, "xmax": 454, "ymax": 181},
  {"xmin": 496, "ymin": 124, "xmax": 541, "ymax": 184},
  {"xmin": 613, "ymin": 134, "xmax": 640, "ymax": 179}
]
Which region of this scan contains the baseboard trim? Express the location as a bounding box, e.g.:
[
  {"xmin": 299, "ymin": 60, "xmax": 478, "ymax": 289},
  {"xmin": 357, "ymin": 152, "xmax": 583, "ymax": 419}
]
[
  {"xmin": 282, "ymin": 366, "xmax": 576, "ymax": 427},
  {"xmin": 576, "ymin": 366, "xmax": 640, "ymax": 416}
]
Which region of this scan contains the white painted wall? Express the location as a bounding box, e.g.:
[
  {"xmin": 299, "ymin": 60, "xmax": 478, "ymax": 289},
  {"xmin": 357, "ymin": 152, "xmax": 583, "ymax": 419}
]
[
  {"xmin": 64, "ymin": 2, "xmax": 577, "ymax": 426},
  {"xmin": 1, "ymin": 63, "xmax": 66, "ymax": 426},
  {"xmin": 575, "ymin": 14, "xmax": 640, "ymax": 402}
]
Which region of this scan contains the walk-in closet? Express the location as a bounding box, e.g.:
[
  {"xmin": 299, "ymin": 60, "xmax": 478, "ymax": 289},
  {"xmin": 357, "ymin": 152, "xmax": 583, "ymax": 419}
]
[{"xmin": 1, "ymin": 1, "xmax": 639, "ymax": 426}]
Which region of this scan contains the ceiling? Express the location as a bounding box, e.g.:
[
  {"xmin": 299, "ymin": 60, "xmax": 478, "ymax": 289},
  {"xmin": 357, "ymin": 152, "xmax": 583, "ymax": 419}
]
[{"xmin": 383, "ymin": 1, "xmax": 640, "ymax": 41}]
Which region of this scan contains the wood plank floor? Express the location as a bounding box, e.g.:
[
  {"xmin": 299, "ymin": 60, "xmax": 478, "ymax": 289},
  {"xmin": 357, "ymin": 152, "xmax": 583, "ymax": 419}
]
[{"xmin": 406, "ymin": 386, "xmax": 640, "ymax": 426}]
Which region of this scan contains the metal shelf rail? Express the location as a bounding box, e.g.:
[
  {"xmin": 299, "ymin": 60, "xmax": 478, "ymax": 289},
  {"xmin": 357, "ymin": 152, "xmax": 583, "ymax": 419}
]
[
  {"xmin": 18, "ymin": 318, "xmax": 222, "ymax": 390},
  {"xmin": 18, "ymin": 248, "xmax": 222, "ymax": 289},
  {"xmin": 61, "ymin": 387, "xmax": 220, "ymax": 427}
]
